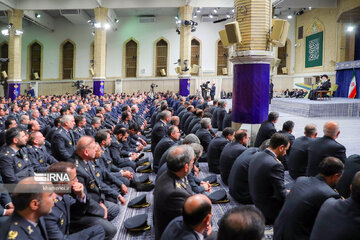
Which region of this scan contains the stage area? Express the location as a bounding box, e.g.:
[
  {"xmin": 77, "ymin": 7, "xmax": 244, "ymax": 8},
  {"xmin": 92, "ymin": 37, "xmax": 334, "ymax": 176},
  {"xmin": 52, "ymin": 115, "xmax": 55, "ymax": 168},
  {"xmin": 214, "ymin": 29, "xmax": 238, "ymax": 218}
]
[{"xmin": 270, "ymin": 98, "xmax": 360, "ymax": 118}]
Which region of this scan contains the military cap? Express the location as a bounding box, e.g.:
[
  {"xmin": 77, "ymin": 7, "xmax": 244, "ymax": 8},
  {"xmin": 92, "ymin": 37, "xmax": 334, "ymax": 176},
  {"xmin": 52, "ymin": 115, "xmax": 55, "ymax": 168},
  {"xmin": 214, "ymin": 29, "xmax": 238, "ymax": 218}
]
[
  {"xmin": 208, "ymin": 189, "xmax": 229, "ymax": 204},
  {"xmin": 136, "ymin": 158, "xmax": 150, "ymax": 167},
  {"xmin": 124, "ymin": 214, "xmax": 151, "ymax": 232},
  {"xmin": 128, "ymin": 194, "xmax": 150, "ymax": 208},
  {"xmin": 137, "ymin": 164, "xmax": 152, "ymax": 173},
  {"xmin": 136, "ymin": 175, "xmax": 152, "ymax": 184},
  {"xmin": 202, "ymin": 175, "xmax": 219, "ymax": 186}
]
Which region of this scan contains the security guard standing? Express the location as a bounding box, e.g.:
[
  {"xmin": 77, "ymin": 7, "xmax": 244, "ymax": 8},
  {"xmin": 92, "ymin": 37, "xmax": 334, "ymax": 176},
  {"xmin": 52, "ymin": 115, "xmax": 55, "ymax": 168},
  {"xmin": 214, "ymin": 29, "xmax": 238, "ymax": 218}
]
[{"xmin": 0, "ymin": 127, "xmax": 34, "ymax": 184}]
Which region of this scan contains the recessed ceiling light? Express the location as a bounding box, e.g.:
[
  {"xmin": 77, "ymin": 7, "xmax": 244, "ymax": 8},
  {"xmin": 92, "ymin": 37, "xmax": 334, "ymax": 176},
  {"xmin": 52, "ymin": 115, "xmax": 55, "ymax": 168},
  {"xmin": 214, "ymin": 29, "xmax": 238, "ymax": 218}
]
[
  {"xmin": 347, "ymin": 26, "xmax": 355, "ymax": 32},
  {"xmin": 287, "ymin": 14, "xmax": 292, "ymax": 19}
]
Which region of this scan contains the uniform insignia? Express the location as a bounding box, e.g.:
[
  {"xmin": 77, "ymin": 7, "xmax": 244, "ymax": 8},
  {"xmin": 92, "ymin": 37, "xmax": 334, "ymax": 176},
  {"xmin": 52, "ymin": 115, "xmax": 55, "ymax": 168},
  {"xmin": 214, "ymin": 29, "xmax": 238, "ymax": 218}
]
[
  {"xmin": 176, "ymin": 182, "xmax": 182, "ymax": 189},
  {"xmin": 17, "ymin": 163, "xmax": 22, "ymax": 168},
  {"xmin": 96, "ymin": 172, "xmax": 100, "ymax": 177},
  {"xmin": 14, "ymin": 222, "xmax": 18, "ymax": 226},
  {"xmin": 60, "ymin": 219, "xmax": 64, "ymax": 225},
  {"xmin": 54, "ymin": 199, "xmax": 58, "ymax": 203},
  {"xmin": 39, "ymin": 159, "xmax": 43, "ymax": 164},
  {"xmin": 90, "ymin": 183, "xmax": 95, "ymax": 189},
  {"xmin": 27, "ymin": 225, "xmax": 33, "ymax": 234},
  {"xmin": 8, "ymin": 231, "xmax": 18, "ymax": 239},
  {"xmin": 11, "ymin": 154, "xmax": 14, "ymax": 156},
  {"xmin": 69, "ymin": 141, "xmax": 72, "ymax": 145}
]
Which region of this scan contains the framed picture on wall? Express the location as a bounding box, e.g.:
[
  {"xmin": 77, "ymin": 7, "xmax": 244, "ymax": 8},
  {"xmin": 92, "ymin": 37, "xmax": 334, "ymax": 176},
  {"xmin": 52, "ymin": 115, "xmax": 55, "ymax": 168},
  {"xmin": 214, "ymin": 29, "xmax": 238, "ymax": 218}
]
[{"xmin": 305, "ymin": 31, "xmax": 323, "ymax": 68}]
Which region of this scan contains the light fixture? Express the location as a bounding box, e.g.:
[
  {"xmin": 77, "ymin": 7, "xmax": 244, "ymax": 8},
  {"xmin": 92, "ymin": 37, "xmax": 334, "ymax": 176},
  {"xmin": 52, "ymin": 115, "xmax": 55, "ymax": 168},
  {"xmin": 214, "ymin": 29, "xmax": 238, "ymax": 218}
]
[
  {"xmin": 35, "ymin": 13, "xmax": 41, "ymax": 18},
  {"xmin": 92, "ymin": 31, "xmax": 95, "ymax": 36},
  {"xmin": 193, "ymin": 14, "xmax": 197, "ymax": 18},
  {"xmin": 231, "ymin": 8, "xmax": 235, "ymax": 13},
  {"xmin": 226, "ymin": 13, "xmax": 230, "ymax": 19},
  {"xmin": 274, "ymin": 15, "xmax": 278, "ymax": 19},
  {"xmin": 1, "ymin": 29, "xmax": 9, "ymax": 36},
  {"xmin": 209, "ymin": 13, "xmax": 213, "ymax": 18},
  {"xmin": 115, "ymin": 18, "xmax": 119, "ymax": 23},
  {"xmin": 15, "ymin": 29, "xmax": 23, "ymax": 35},
  {"xmin": 104, "ymin": 23, "xmax": 110, "ymax": 30},
  {"xmin": 87, "ymin": 19, "xmax": 92, "ymax": 23},
  {"xmin": 175, "ymin": 16, "xmax": 179, "ymax": 20},
  {"xmin": 213, "ymin": 8, "xmax": 218, "ymax": 14},
  {"xmin": 94, "ymin": 22, "xmax": 101, "ymax": 28},
  {"xmin": 196, "ymin": 8, "xmax": 201, "ymax": 13},
  {"xmin": 308, "ymin": 6, "xmax": 312, "ymax": 10},
  {"xmin": 347, "ymin": 25, "xmax": 355, "ymax": 32},
  {"xmin": 287, "ymin": 14, "xmax": 292, "ymax": 19}
]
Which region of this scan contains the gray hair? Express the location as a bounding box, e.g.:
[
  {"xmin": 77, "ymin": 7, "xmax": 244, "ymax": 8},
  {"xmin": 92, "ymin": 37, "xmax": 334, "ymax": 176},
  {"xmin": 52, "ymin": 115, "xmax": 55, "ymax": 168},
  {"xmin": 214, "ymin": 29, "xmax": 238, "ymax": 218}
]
[
  {"xmin": 200, "ymin": 118, "xmax": 211, "ymax": 129},
  {"xmin": 190, "ymin": 143, "xmax": 203, "ymax": 159},
  {"xmin": 167, "ymin": 145, "xmax": 194, "ymax": 172},
  {"xmin": 183, "ymin": 134, "xmax": 200, "ymax": 144},
  {"xmin": 305, "ymin": 124, "xmax": 317, "ymax": 136},
  {"xmin": 91, "ymin": 117, "xmax": 101, "ymax": 125},
  {"xmin": 160, "ymin": 110, "xmax": 171, "ymax": 120},
  {"xmin": 60, "ymin": 115, "xmax": 74, "ymax": 126}
]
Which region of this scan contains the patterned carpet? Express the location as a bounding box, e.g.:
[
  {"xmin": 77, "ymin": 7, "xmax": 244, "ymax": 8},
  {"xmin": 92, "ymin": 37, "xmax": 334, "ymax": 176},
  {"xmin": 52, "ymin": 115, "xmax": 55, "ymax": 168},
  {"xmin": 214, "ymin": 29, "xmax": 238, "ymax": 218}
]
[{"xmin": 111, "ymin": 152, "xmax": 249, "ymax": 240}]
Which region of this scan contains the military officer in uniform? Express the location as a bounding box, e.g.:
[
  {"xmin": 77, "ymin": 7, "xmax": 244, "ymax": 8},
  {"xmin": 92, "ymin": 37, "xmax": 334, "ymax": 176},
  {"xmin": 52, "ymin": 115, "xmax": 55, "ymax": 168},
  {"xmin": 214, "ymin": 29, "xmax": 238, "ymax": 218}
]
[
  {"xmin": 45, "ymin": 161, "xmax": 106, "ymax": 240},
  {"xmin": 85, "ymin": 117, "xmax": 101, "ymax": 137},
  {"xmin": 0, "ymin": 127, "xmax": 34, "ymax": 184},
  {"xmin": 51, "ymin": 115, "xmax": 76, "ymax": 162},
  {"xmin": 151, "ymin": 110, "xmax": 171, "ymax": 154},
  {"xmin": 73, "ymin": 115, "xmax": 87, "ymax": 144}
]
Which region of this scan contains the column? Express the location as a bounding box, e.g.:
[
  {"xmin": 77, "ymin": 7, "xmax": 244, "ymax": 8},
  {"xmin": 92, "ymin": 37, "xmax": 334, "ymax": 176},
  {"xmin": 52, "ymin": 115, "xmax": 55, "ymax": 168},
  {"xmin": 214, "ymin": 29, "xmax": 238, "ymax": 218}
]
[
  {"xmin": 178, "ymin": 5, "xmax": 193, "ymax": 96},
  {"xmin": 93, "ymin": 7, "xmax": 108, "ymax": 96},
  {"xmin": 230, "ymin": 0, "xmax": 273, "ymax": 144},
  {"xmin": 7, "ymin": 9, "xmax": 23, "ymax": 100}
]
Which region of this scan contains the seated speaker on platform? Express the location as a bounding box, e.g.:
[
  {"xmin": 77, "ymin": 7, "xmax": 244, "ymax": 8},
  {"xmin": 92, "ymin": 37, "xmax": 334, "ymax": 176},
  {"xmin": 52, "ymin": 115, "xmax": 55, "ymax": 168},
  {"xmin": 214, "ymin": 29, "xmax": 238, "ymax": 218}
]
[
  {"xmin": 33, "ymin": 72, "xmax": 40, "ymax": 80},
  {"xmin": 191, "ymin": 64, "xmax": 199, "ymax": 74},
  {"xmin": 175, "ymin": 66, "xmax": 181, "ymax": 74},
  {"xmin": 160, "ymin": 69, "xmax": 166, "ymax": 76},
  {"xmin": 89, "ymin": 67, "xmax": 95, "ymax": 76},
  {"xmin": 270, "ymin": 19, "xmax": 290, "ymax": 47},
  {"xmin": 219, "ymin": 30, "xmax": 231, "ymax": 47},
  {"xmin": 225, "ymin": 21, "xmax": 242, "ymax": 44},
  {"xmin": 1, "ymin": 71, "xmax": 7, "ymax": 79},
  {"xmin": 222, "ymin": 68, "xmax": 228, "ymax": 75}
]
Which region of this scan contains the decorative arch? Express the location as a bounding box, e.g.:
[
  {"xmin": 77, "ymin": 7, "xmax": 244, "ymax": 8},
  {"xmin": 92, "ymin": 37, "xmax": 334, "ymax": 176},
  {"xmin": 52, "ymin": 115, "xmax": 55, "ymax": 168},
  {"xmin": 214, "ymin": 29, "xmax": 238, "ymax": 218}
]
[
  {"xmin": 216, "ymin": 39, "xmax": 230, "ymax": 76},
  {"xmin": 26, "ymin": 40, "xmax": 44, "ymax": 80},
  {"xmin": 122, "ymin": 38, "xmax": 139, "ymax": 78},
  {"xmin": 0, "ymin": 41, "xmax": 8, "ymax": 80},
  {"xmin": 59, "ymin": 39, "xmax": 76, "ymax": 79},
  {"xmin": 191, "ymin": 37, "xmax": 202, "ymax": 76},
  {"xmin": 153, "ymin": 37, "xmax": 170, "ymax": 77}
]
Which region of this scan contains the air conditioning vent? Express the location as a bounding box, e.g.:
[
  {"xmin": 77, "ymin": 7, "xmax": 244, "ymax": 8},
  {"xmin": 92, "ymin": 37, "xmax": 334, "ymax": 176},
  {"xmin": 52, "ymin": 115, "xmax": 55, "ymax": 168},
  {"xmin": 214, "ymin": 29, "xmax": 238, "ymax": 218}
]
[
  {"xmin": 60, "ymin": 9, "xmax": 80, "ymax": 15},
  {"xmin": 139, "ymin": 15, "xmax": 156, "ymax": 23}
]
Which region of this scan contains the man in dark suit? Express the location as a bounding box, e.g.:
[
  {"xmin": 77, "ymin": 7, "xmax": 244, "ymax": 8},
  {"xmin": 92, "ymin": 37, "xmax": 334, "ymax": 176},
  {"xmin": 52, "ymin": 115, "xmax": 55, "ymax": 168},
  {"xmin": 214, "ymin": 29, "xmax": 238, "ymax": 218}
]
[
  {"xmin": 220, "ymin": 129, "xmax": 249, "ymax": 185},
  {"xmin": 222, "ymin": 108, "xmax": 232, "ymax": 129},
  {"xmin": 153, "ymin": 145, "xmax": 194, "ymax": 240},
  {"xmin": 207, "ymin": 127, "xmax": 235, "ymax": 174},
  {"xmin": 195, "ymin": 118, "xmax": 214, "ymax": 158},
  {"xmin": 0, "ymin": 176, "xmax": 56, "ymax": 240},
  {"xmin": 151, "ymin": 110, "xmax": 171, "ymax": 154},
  {"xmin": 307, "ymin": 121, "xmax": 346, "ymax": 176},
  {"xmin": 51, "ymin": 115, "xmax": 76, "ymax": 162},
  {"xmin": 249, "ymin": 133, "xmax": 289, "ymax": 224},
  {"xmin": 254, "ymin": 112, "xmax": 279, "ymax": 147},
  {"xmin": 310, "ymin": 171, "xmax": 360, "ymax": 240},
  {"xmin": 216, "ymin": 100, "xmax": 227, "ymax": 131},
  {"xmin": 273, "ymin": 157, "xmax": 344, "ymax": 240},
  {"xmin": 73, "ymin": 115, "xmax": 87, "ymax": 144},
  {"xmin": 277, "ymin": 120, "xmax": 295, "ymax": 170},
  {"xmin": 45, "ymin": 162, "xmax": 105, "ymax": 239},
  {"xmin": 336, "ymin": 154, "xmax": 360, "ymax": 198},
  {"xmin": 211, "ymin": 104, "xmax": 220, "ymax": 129},
  {"xmin": 218, "ymin": 206, "xmax": 265, "ymax": 240},
  {"xmin": 180, "ymin": 106, "xmax": 195, "ymax": 132},
  {"xmin": 161, "ymin": 194, "xmax": 214, "ymax": 240},
  {"xmin": 210, "ymin": 83, "xmax": 216, "ymax": 100},
  {"xmin": 153, "ymin": 125, "xmax": 181, "ymax": 173},
  {"xmin": 71, "ymin": 136, "xmax": 119, "ymax": 239},
  {"xmin": 288, "ymin": 124, "xmax": 317, "ymax": 179}
]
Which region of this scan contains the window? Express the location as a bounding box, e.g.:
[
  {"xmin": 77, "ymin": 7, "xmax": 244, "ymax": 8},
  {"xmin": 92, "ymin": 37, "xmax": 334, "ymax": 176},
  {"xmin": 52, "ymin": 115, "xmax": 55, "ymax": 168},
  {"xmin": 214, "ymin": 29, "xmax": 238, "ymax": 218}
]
[
  {"xmin": 62, "ymin": 41, "xmax": 74, "ymax": 79},
  {"xmin": 30, "ymin": 42, "xmax": 41, "ymax": 80},
  {"xmin": 217, "ymin": 40, "xmax": 229, "ymax": 75},
  {"xmin": 277, "ymin": 41, "xmax": 287, "ymax": 75},
  {"xmin": 155, "ymin": 39, "xmax": 168, "ymax": 77},
  {"xmin": 125, "ymin": 40, "xmax": 137, "ymax": 78},
  {"xmin": 0, "ymin": 43, "xmax": 8, "ymax": 80},
  {"xmin": 191, "ymin": 39, "xmax": 200, "ymax": 76}
]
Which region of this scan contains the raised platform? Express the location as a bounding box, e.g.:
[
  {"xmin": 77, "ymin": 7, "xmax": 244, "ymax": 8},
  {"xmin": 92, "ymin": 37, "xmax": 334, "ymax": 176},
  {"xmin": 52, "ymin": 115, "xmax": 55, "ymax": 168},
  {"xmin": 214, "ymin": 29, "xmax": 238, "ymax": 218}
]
[{"xmin": 271, "ymin": 97, "xmax": 360, "ymax": 117}]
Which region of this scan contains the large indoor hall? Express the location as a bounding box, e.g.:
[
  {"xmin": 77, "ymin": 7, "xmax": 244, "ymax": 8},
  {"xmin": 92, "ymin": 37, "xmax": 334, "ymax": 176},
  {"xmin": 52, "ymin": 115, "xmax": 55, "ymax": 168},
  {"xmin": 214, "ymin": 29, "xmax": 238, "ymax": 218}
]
[{"xmin": 0, "ymin": 0, "xmax": 359, "ymax": 240}]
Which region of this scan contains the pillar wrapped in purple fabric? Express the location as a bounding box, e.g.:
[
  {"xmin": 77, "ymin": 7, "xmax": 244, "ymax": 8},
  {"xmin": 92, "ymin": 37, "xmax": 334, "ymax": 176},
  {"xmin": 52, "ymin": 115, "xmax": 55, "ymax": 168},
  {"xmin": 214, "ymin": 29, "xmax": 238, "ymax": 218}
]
[
  {"xmin": 93, "ymin": 80, "xmax": 105, "ymax": 96},
  {"xmin": 8, "ymin": 82, "xmax": 20, "ymax": 100},
  {"xmin": 179, "ymin": 77, "xmax": 190, "ymax": 96},
  {"xmin": 232, "ymin": 63, "xmax": 270, "ymax": 124}
]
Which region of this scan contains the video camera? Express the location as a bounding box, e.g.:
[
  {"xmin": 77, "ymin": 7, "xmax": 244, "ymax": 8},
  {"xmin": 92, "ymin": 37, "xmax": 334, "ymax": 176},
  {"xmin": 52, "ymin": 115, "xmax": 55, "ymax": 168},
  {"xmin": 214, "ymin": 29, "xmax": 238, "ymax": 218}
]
[{"xmin": 151, "ymin": 83, "xmax": 158, "ymax": 89}]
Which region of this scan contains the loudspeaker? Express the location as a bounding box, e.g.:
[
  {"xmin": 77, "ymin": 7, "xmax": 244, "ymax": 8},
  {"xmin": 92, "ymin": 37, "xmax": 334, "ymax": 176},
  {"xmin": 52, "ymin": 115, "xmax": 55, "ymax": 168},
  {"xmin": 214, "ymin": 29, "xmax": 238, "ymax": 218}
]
[
  {"xmin": 270, "ymin": 19, "xmax": 290, "ymax": 47},
  {"xmin": 175, "ymin": 67, "xmax": 181, "ymax": 74},
  {"xmin": 89, "ymin": 68, "xmax": 94, "ymax": 76},
  {"xmin": 160, "ymin": 69, "xmax": 166, "ymax": 76},
  {"xmin": 33, "ymin": 72, "xmax": 39, "ymax": 80},
  {"xmin": 191, "ymin": 64, "xmax": 199, "ymax": 74},
  {"xmin": 219, "ymin": 30, "xmax": 231, "ymax": 47},
  {"xmin": 225, "ymin": 21, "xmax": 241, "ymax": 44},
  {"xmin": 1, "ymin": 71, "xmax": 7, "ymax": 78},
  {"xmin": 222, "ymin": 68, "xmax": 228, "ymax": 75},
  {"xmin": 282, "ymin": 67, "xmax": 288, "ymax": 74}
]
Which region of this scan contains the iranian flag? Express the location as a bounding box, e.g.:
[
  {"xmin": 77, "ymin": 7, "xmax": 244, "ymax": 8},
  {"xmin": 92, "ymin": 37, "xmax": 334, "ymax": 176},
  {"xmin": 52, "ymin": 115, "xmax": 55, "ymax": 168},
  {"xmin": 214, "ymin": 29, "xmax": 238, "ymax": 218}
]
[{"xmin": 348, "ymin": 70, "xmax": 357, "ymax": 98}]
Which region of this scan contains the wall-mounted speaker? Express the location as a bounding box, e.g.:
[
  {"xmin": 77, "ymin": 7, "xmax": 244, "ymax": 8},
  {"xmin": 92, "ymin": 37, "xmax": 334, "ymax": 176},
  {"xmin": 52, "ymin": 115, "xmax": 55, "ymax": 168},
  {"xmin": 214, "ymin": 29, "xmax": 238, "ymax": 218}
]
[
  {"xmin": 270, "ymin": 19, "xmax": 290, "ymax": 47},
  {"xmin": 225, "ymin": 21, "xmax": 242, "ymax": 44}
]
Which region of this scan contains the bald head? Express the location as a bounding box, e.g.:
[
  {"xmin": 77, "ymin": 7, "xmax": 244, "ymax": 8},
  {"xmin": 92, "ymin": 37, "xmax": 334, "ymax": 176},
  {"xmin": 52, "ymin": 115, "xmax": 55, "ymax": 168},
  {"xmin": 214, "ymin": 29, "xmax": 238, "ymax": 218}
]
[
  {"xmin": 183, "ymin": 194, "xmax": 212, "ymax": 227},
  {"xmin": 323, "ymin": 121, "xmax": 340, "ymax": 139},
  {"xmin": 76, "ymin": 136, "xmax": 96, "ymax": 160}
]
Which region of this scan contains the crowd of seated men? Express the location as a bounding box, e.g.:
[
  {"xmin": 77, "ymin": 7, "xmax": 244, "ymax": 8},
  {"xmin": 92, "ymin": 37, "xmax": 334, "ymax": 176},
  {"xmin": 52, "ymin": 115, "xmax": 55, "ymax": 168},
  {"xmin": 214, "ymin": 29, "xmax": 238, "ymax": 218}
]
[{"xmin": 0, "ymin": 90, "xmax": 359, "ymax": 240}]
